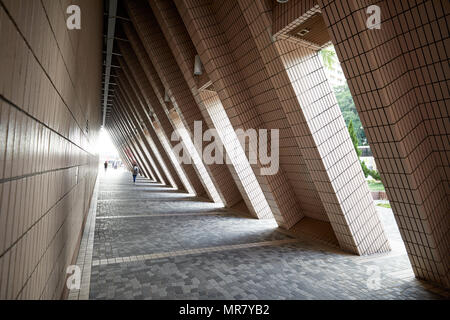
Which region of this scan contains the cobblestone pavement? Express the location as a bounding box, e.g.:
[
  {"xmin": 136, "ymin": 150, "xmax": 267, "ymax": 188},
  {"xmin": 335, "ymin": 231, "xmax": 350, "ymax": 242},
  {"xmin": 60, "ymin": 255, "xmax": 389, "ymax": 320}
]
[{"xmin": 86, "ymin": 170, "xmax": 448, "ymax": 300}]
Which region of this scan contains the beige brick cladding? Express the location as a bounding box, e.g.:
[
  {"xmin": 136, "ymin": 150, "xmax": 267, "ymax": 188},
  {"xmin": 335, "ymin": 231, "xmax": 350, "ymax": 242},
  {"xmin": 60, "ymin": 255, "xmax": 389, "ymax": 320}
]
[
  {"xmin": 149, "ymin": 0, "xmax": 272, "ymax": 218},
  {"xmin": 121, "ymin": 20, "xmax": 208, "ymax": 198},
  {"xmin": 0, "ymin": 0, "xmax": 102, "ymax": 298},
  {"xmin": 111, "ymin": 105, "xmax": 156, "ymax": 180},
  {"xmin": 235, "ymin": 0, "xmax": 390, "ymax": 255},
  {"xmin": 175, "ymin": 0, "xmax": 311, "ymax": 227},
  {"xmin": 126, "ymin": 0, "xmax": 242, "ymax": 205},
  {"xmin": 116, "ymin": 42, "xmax": 190, "ymax": 192},
  {"xmin": 115, "ymin": 69, "xmax": 168, "ymax": 183},
  {"xmin": 1, "ymin": 0, "xmax": 448, "ymax": 296},
  {"xmin": 115, "ymin": 56, "xmax": 181, "ymax": 190},
  {"xmin": 317, "ymin": 0, "xmax": 449, "ymax": 287}
]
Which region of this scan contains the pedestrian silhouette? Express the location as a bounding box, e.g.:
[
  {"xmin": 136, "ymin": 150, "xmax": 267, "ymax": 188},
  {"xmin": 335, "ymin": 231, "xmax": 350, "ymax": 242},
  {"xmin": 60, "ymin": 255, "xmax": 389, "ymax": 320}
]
[{"xmin": 132, "ymin": 164, "xmax": 139, "ymax": 183}]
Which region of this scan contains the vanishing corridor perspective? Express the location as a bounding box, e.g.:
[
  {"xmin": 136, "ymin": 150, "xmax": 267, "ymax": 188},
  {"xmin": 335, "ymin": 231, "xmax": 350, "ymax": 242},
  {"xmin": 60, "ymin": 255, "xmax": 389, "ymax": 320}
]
[{"xmin": 0, "ymin": 0, "xmax": 449, "ymax": 299}]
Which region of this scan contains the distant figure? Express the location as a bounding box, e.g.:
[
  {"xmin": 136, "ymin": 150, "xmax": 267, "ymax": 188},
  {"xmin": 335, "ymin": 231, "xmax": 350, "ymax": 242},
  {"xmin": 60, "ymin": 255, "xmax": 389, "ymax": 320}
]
[
  {"xmin": 104, "ymin": 161, "xmax": 108, "ymax": 172},
  {"xmin": 132, "ymin": 165, "xmax": 139, "ymax": 183}
]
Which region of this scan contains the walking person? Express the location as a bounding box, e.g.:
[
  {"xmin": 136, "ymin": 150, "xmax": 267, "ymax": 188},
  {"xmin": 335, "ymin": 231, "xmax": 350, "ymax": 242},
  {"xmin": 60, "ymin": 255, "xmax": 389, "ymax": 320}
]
[
  {"xmin": 104, "ymin": 161, "xmax": 108, "ymax": 172},
  {"xmin": 132, "ymin": 164, "xmax": 139, "ymax": 183}
]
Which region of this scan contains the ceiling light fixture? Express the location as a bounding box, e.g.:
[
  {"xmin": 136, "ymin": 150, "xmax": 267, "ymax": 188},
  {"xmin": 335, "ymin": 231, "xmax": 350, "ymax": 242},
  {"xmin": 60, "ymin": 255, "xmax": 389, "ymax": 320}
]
[
  {"xmin": 194, "ymin": 55, "xmax": 203, "ymax": 76},
  {"xmin": 164, "ymin": 89, "xmax": 170, "ymax": 102},
  {"xmin": 297, "ymin": 28, "xmax": 310, "ymax": 36}
]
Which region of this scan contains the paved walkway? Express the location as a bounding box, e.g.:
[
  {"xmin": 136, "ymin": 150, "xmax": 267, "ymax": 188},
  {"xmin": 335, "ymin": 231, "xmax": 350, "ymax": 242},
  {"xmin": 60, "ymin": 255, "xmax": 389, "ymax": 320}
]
[{"xmin": 70, "ymin": 170, "xmax": 448, "ymax": 300}]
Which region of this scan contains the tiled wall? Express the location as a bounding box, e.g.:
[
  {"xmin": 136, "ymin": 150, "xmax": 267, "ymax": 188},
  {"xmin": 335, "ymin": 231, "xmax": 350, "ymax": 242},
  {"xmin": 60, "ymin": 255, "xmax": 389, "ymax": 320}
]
[
  {"xmin": 116, "ymin": 73, "xmax": 165, "ymax": 183},
  {"xmin": 149, "ymin": 0, "xmax": 270, "ymax": 218},
  {"xmin": 105, "ymin": 0, "xmax": 449, "ymax": 288},
  {"xmin": 116, "ymin": 40, "xmax": 191, "ymax": 192},
  {"xmin": 176, "ymin": 0, "xmax": 308, "ymax": 228},
  {"xmin": 273, "ymin": 0, "xmax": 317, "ymax": 36},
  {"xmin": 2, "ymin": 0, "xmax": 446, "ymax": 298},
  {"xmin": 121, "ymin": 20, "xmax": 208, "ymax": 198},
  {"xmin": 317, "ymin": 0, "xmax": 449, "ymax": 287},
  {"xmin": 171, "ymin": 0, "xmax": 389, "ymax": 254},
  {"xmin": 115, "ymin": 58, "xmax": 177, "ymax": 188},
  {"xmin": 0, "ymin": 0, "xmax": 102, "ymax": 299},
  {"xmin": 125, "ymin": 0, "xmax": 239, "ymax": 206},
  {"xmin": 111, "ymin": 104, "xmax": 156, "ymax": 180},
  {"xmin": 226, "ymin": 0, "xmax": 389, "ymax": 255}
]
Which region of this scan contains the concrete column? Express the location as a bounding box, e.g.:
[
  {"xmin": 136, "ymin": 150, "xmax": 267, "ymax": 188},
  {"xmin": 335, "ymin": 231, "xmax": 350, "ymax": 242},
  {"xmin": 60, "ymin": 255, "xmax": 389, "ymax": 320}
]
[
  {"xmin": 108, "ymin": 122, "xmax": 132, "ymax": 169},
  {"xmin": 116, "ymin": 45, "xmax": 187, "ymax": 191},
  {"xmin": 116, "ymin": 78, "xmax": 174, "ymax": 187},
  {"xmin": 111, "ymin": 109, "xmax": 156, "ymax": 181},
  {"xmin": 318, "ymin": 0, "xmax": 450, "ymax": 287},
  {"xmin": 123, "ymin": 5, "xmax": 244, "ymax": 209},
  {"xmin": 115, "ymin": 91, "xmax": 166, "ymax": 184},
  {"xmin": 213, "ymin": 0, "xmax": 389, "ymax": 255},
  {"xmin": 122, "ymin": 8, "xmax": 224, "ymax": 204},
  {"xmin": 119, "ymin": 21, "xmax": 208, "ymax": 198},
  {"xmin": 150, "ymin": 0, "xmax": 277, "ymax": 216},
  {"xmin": 113, "ymin": 104, "xmax": 158, "ymax": 181},
  {"xmin": 109, "ymin": 113, "xmax": 146, "ymax": 177},
  {"xmin": 107, "ymin": 126, "xmax": 133, "ymax": 170},
  {"xmin": 115, "ymin": 75, "xmax": 168, "ymax": 185},
  {"xmin": 109, "ymin": 128, "xmax": 134, "ymax": 170},
  {"xmin": 114, "ymin": 126, "xmax": 138, "ymax": 172},
  {"xmin": 175, "ymin": 0, "xmax": 319, "ymax": 227}
]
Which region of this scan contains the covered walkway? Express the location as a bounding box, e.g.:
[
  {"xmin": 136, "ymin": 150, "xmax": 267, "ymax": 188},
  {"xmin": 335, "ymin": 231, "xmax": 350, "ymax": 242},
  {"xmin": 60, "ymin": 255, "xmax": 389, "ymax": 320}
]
[
  {"xmin": 1, "ymin": 0, "xmax": 448, "ymax": 300},
  {"xmin": 69, "ymin": 170, "xmax": 445, "ymax": 300}
]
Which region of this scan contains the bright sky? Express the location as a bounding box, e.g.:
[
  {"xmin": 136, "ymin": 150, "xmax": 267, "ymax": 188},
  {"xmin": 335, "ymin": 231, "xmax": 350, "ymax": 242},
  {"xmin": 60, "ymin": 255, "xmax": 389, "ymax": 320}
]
[{"xmin": 97, "ymin": 127, "xmax": 120, "ymax": 161}]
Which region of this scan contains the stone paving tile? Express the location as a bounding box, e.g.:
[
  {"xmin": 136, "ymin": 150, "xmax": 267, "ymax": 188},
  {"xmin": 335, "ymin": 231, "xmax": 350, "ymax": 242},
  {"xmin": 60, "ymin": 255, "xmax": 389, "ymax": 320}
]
[
  {"xmin": 96, "ymin": 199, "xmax": 225, "ymax": 217},
  {"xmin": 92, "ymin": 239, "xmax": 301, "ymax": 266},
  {"xmin": 87, "ymin": 171, "xmax": 448, "ymax": 300},
  {"xmin": 92, "ymin": 215, "xmax": 291, "ymax": 260},
  {"xmin": 89, "ymin": 242, "xmax": 444, "ymax": 300},
  {"xmin": 97, "ymin": 191, "xmax": 197, "ymax": 201}
]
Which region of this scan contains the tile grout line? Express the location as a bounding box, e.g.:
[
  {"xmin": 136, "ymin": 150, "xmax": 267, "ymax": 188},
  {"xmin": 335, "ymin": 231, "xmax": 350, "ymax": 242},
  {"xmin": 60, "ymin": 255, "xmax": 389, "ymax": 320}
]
[
  {"xmin": 67, "ymin": 177, "xmax": 100, "ymax": 300},
  {"xmin": 96, "ymin": 198, "xmax": 199, "ymax": 202},
  {"xmin": 92, "ymin": 238, "xmax": 302, "ymax": 267},
  {"xmin": 95, "ymin": 211, "xmax": 230, "ymax": 219}
]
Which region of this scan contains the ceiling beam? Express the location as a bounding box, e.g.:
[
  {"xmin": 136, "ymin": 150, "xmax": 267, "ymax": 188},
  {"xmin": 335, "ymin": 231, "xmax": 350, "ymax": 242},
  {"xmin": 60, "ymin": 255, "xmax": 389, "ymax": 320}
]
[{"xmin": 102, "ymin": 0, "xmax": 118, "ymax": 127}]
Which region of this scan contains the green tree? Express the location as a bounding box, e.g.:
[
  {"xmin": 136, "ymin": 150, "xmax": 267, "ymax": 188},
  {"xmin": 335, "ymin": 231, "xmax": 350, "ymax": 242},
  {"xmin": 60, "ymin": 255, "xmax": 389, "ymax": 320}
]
[
  {"xmin": 334, "ymin": 84, "xmax": 367, "ymax": 145},
  {"xmin": 320, "ymin": 45, "xmax": 380, "ymax": 181},
  {"xmin": 348, "ymin": 120, "xmax": 361, "ymax": 157},
  {"xmin": 320, "ymin": 47, "xmax": 336, "ymax": 70},
  {"xmin": 348, "ymin": 120, "xmax": 381, "ymax": 180}
]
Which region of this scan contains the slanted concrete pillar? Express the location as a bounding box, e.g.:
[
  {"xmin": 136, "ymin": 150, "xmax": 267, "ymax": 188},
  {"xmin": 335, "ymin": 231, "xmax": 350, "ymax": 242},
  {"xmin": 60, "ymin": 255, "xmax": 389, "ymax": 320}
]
[
  {"xmin": 175, "ymin": 0, "xmax": 326, "ymax": 227},
  {"xmin": 112, "ymin": 106, "xmax": 156, "ymax": 180},
  {"xmin": 109, "ymin": 116, "xmax": 136, "ymax": 168},
  {"xmin": 107, "ymin": 126, "xmax": 133, "ymax": 170},
  {"xmin": 117, "ymin": 43, "xmax": 192, "ymax": 193},
  {"xmin": 317, "ymin": 0, "xmax": 450, "ymax": 286},
  {"xmin": 110, "ymin": 111, "xmax": 152, "ymax": 179},
  {"xmin": 115, "ymin": 59, "xmax": 180, "ymax": 189},
  {"xmin": 133, "ymin": 2, "xmax": 247, "ymax": 210},
  {"xmin": 115, "ymin": 73, "xmax": 168, "ymax": 185},
  {"xmin": 120, "ymin": 20, "xmax": 209, "ymax": 198},
  {"xmin": 215, "ymin": 0, "xmax": 389, "ymax": 255},
  {"xmin": 125, "ymin": 2, "xmax": 238, "ymax": 206},
  {"xmin": 109, "ymin": 116, "xmax": 141, "ymax": 173},
  {"xmin": 111, "ymin": 108, "xmax": 156, "ymax": 181},
  {"xmin": 149, "ymin": 0, "xmax": 274, "ymax": 217}
]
